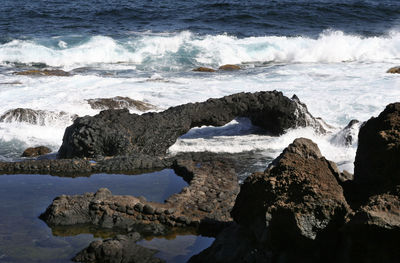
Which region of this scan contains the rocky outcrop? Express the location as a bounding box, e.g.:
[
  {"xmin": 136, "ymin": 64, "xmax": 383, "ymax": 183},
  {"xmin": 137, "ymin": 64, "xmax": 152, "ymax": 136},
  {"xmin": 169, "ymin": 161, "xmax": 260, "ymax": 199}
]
[
  {"xmin": 21, "ymin": 146, "xmax": 51, "ymax": 157},
  {"xmin": 354, "ymin": 103, "xmax": 400, "ymax": 197},
  {"xmin": 232, "ymin": 138, "xmax": 350, "ymax": 244},
  {"xmin": 0, "ymin": 108, "xmax": 77, "ymax": 126},
  {"xmin": 192, "ymin": 67, "xmax": 216, "ymax": 72},
  {"xmin": 86, "ymin": 96, "xmax": 156, "ymax": 112},
  {"xmin": 387, "ymin": 67, "xmax": 400, "ymax": 74},
  {"xmin": 73, "ymin": 232, "xmax": 164, "ymax": 263},
  {"xmin": 58, "ymin": 91, "xmax": 325, "ymax": 159},
  {"xmin": 14, "ymin": 69, "xmax": 71, "ymax": 76},
  {"xmin": 218, "ymin": 64, "xmax": 241, "ymax": 70},
  {"xmin": 40, "ymin": 155, "xmax": 240, "ymax": 236}
]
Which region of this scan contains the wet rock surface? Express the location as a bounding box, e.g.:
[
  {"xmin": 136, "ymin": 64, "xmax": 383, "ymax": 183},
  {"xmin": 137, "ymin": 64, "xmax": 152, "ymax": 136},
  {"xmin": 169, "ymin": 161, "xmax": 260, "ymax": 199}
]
[
  {"xmin": 218, "ymin": 64, "xmax": 241, "ymax": 70},
  {"xmin": 0, "ymin": 108, "xmax": 77, "ymax": 126},
  {"xmin": 14, "ymin": 69, "xmax": 71, "ymax": 76},
  {"xmin": 59, "ymin": 91, "xmax": 325, "ymax": 159},
  {"xmin": 40, "ymin": 154, "xmax": 240, "ymax": 236},
  {"xmin": 73, "ymin": 232, "xmax": 165, "ymax": 263},
  {"xmin": 387, "ymin": 66, "xmax": 400, "ymax": 74},
  {"xmin": 192, "ymin": 67, "xmax": 216, "ymax": 72},
  {"xmin": 21, "ymin": 146, "xmax": 51, "ymax": 157},
  {"xmin": 87, "ymin": 96, "xmax": 156, "ymax": 112}
]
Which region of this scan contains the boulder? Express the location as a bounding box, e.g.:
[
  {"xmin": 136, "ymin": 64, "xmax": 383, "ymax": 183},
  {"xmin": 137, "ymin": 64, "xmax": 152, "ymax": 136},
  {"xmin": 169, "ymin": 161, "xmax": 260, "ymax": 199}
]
[
  {"xmin": 73, "ymin": 232, "xmax": 164, "ymax": 263},
  {"xmin": 354, "ymin": 103, "xmax": 400, "ymax": 197},
  {"xmin": 14, "ymin": 69, "xmax": 71, "ymax": 76},
  {"xmin": 387, "ymin": 67, "xmax": 400, "ymax": 74},
  {"xmin": 21, "ymin": 146, "xmax": 51, "ymax": 157},
  {"xmin": 218, "ymin": 64, "xmax": 241, "ymax": 70},
  {"xmin": 231, "ymin": 138, "xmax": 350, "ymax": 245},
  {"xmin": 0, "ymin": 108, "xmax": 77, "ymax": 126},
  {"xmin": 58, "ymin": 91, "xmax": 325, "ymax": 159},
  {"xmin": 192, "ymin": 67, "xmax": 216, "ymax": 72},
  {"xmin": 86, "ymin": 96, "xmax": 156, "ymax": 112}
]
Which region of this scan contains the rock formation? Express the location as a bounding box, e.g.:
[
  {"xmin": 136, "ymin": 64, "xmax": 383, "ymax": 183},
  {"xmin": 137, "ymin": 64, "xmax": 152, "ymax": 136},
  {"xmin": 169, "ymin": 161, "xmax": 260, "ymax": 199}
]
[
  {"xmin": 192, "ymin": 67, "xmax": 216, "ymax": 72},
  {"xmin": 14, "ymin": 69, "xmax": 71, "ymax": 76},
  {"xmin": 387, "ymin": 66, "xmax": 400, "ymax": 74},
  {"xmin": 218, "ymin": 64, "xmax": 241, "ymax": 70},
  {"xmin": 0, "ymin": 108, "xmax": 77, "ymax": 126},
  {"xmin": 21, "ymin": 146, "xmax": 51, "ymax": 157},
  {"xmin": 58, "ymin": 91, "xmax": 325, "ymax": 159},
  {"xmin": 86, "ymin": 96, "xmax": 156, "ymax": 112}
]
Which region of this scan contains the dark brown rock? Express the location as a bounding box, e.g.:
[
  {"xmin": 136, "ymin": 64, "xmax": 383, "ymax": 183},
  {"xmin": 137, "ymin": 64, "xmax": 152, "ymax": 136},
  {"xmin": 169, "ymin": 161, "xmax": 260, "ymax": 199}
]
[
  {"xmin": 387, "ymin": 67, "xmax": 400, "ymax": 74},
  {"xmin": 354, "ymin": 103, "xmax": 400, "ymax": 197},
  {"xmin": 21, "ymin": 146, "xmax": 51, "ymax": 157},
  {"xmin": 218, "ymin": 64, "xmax": 241, "ymax": 70},
  {"xmin": 58, "ymin": 91, "xmax": 325, "ymax": 159},
  {"xmin": 231, "ymin": 138, "xmax": 350, "ymax": 244},
  {"xmin": 87, "ymin": 96, "xmax": 156, "ymax": 112},
  {"xmin": 192, "ymin": 67, "xmax": 216, "ymax": 72},
  {"xmin": 0, "ymin": 108, "xmax": 77, "ymax": 126},
  {"xmin": 14, "ymin": 69, "xmax": 71, "ymax": 76},
  {"xmin": 73, "ymin": 232, "xmax": 165, "ymax": 263}
]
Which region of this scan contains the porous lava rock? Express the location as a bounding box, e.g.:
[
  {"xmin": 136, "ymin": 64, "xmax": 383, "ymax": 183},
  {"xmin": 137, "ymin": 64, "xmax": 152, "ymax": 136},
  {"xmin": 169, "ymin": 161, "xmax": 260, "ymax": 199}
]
[
  {"xmin": 86, "ymin": 96, "xmax": 156, "ymax": 112},
  {"xmin": 231, "ymin": 138, "xmax": 350, "ymax": 245},
  {"xmin": 73, "ymin": 232, "xmax": 164, "ymax": 263},
  {"xmin": 58, "ymin": 91, "xmax": 325, "ymax": 159},
  {"xmin": 354, "ymin": 103, "xmax": 400, "ymax": 198},
  {"xmin": 21, "ymin": 146, "xmax": 51, "ymax": 157}
]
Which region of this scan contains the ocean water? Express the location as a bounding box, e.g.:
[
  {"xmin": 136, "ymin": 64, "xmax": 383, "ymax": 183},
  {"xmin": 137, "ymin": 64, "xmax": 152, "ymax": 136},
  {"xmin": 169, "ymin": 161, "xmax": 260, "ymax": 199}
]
[{"xmin": 1, "ymin": 0, "xmax": 400, "ymax": 167}]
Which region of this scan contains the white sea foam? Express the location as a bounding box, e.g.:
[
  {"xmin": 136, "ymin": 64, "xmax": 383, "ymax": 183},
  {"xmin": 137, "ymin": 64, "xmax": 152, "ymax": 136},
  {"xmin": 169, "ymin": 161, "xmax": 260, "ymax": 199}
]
[{"xmin": 1, "ymin": 30, "xmax": 400, "ymax": 70}]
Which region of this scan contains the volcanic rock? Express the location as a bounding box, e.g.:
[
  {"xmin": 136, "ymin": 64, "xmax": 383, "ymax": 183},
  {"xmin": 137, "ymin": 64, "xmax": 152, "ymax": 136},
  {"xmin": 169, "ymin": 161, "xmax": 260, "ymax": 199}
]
[
  {"xmin": 0, "ymin": 108, "xmax": 77, "ymax": 126},
  {"xmin": 192, "ymin": 67, "xmax": 216, "ymax": 72},
  {"xmin": 73, "ymin": 232, "xmax": 164, "ymax": 263},
  {"xmin": 231, "ymin": 138, "xmax": 350, "ymax": 244},
  {"xmin": 87, "ymin": 96, "xmax": 156, "ymax": 112},
  {"xmin": 21, "ymin": 146, "xmax": 51, "ymax": 157},
  {"xmin": 218, "ymin": 64, "xmax": 241, "ymax": 70},
  {"xmin": 354, "ymin": 103, "xmax": 400, "ymax": 197},
  {"xmin": 387, "ymin": 66, "xmax": 400, "ymax": 74},
  {"xmin": 14, "ymin": 69, "xmax": 71, "ymax": 76},
  {"xmin": 58, "ymin": 91, "xmax": 325, "ymax": 159}
]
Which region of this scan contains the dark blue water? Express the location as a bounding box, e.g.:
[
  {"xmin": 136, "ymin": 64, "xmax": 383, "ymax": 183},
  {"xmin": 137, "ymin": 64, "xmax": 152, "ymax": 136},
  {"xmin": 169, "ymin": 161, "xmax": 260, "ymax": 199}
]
[{"xmin": 0, "ymin": 0, "xmax": 399, "ymax": 42}]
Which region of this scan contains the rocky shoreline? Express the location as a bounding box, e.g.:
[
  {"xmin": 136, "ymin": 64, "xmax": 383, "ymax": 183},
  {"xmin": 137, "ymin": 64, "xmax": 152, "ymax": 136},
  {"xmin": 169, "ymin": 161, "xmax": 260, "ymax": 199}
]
[{"xmin": 0, "ymin": 92, "xmax": 399, "ymax": 262}]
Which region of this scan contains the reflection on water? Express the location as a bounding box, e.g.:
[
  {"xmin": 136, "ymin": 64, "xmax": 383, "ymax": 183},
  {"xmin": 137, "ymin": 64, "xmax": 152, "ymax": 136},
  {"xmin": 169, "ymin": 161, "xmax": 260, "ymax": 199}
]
[
  {"xmin": 0, "ymin": 169, "xmax": 194, "ymax": 263},
  {"xmin": 139, "ymin": 234, "xmax": 215, "ymax": 263}
]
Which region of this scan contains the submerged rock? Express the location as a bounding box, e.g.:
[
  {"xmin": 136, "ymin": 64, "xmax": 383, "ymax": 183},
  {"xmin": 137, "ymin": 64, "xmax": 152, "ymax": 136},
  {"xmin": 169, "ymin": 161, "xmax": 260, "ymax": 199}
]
[
  {"xmin": 73, "ymin": 232, "xmax": 164, "ymax": 263},
  {"xmin": 387, "ymin": 66, "xmax": 400, "ymax": 74},
  {"xmin": 0, "ymin": 108, "xmax": 77, "ymax": 126},
  {"xmin": 14, "ymin": 69, "xmax": 71, "ymax": 76},
  {"xmin": 87, "ymin": 96, "xmax": 156, "ymax": 112},
  {"xmin": 192, "ymin": 67, "xmax": 216, "ymax": 72},
  {"xmin": 21, "ymin": 146, "xmax": 51, "ymax": 157},
  {"xmin": 58, "ymin": 91, "xmax": 325, "ymax": 159},
  {"xmin": 218, "ymin": 64, "xmax": 241, "ymax": 70}
]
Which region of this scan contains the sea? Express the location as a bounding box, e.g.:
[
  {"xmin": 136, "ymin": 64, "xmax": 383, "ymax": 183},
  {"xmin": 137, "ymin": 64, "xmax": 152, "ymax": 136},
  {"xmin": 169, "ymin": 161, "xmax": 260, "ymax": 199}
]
[{"xmin": 0, "ymin": 1, "xmax": 399, "ymax": 261}]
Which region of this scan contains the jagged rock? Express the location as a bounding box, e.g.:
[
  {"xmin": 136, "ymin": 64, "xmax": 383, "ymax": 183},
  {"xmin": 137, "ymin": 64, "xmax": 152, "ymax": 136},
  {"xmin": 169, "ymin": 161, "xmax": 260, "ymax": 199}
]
[
  {"xmin": 73, "ymin": 232, "xmax": 165, "ymax": 263},
  {"xmin": 14, "ymin": 69, "xmax": 71, "ymax": 76},
  {"xmin": 192, "ymin": 67, "xmax": 216, "ymax": 72},
  {"xmin": 218, "ymin": 64, "xmax": 241, "ymax": 70},
  {"xmin": 87, "ymin": 96, "xmax": 156, "ymax": 112},
  {"xmin": 231, "ymin": 138, "xmax": 350, "ymax": 244},
  {"xmin": 40, "ymin": 154, "xmax": 240, "ymax": 236},
  {"xmin": 0, "ymin": 108, "xmax": 77, "ymax": 126},
  {"xmin": 387, "ymin": 67, "xmax": 400, "ymax": 74},
  {"xmin": 21, "ymin": 146, "xmax": 51, "ymax": 157},
  {"xmin": 330, "ymin": 119, "xmax": 361, "ymax": 146},
  {"xmin": 354, "ymin": 103, "xmax": 400, "ymax": 197},
  {"xmin": 58, "ymin": 91, "xmax": 325, "ymax": 159}
]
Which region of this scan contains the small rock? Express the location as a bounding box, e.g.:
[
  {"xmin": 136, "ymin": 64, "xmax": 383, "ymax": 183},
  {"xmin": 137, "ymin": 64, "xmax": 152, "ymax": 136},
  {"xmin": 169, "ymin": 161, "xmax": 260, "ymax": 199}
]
[
  {"xmin": 387, "ymin": 66, "xmax": 400, "ymax": 74},
  {"xmin": 21, "ymin": 146, "xmax": 51, "ymax": 157},
  {"xmin": 14, "ymin": 69, "xmax": 71, "ymax": 76},
  {"xmin": 134, "ymin": 203, "xmax": 144, "ymax": 212},
  {"xmin": 143, "ymin": 204, "xmax": 155, "ymax": 215},
  {"xmin": 218, "ymin": 64, "xmax": 241, "ymax": 71},
  {"xmin": 192, "ymin": 67, "xmax": 216, "ymax": 72}
]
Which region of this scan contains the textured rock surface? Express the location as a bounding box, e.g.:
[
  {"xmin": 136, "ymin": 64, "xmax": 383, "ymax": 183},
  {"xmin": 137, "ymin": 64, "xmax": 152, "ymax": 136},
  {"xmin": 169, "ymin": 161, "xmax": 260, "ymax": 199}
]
[
  {"xmin": 58, "ymin": 91, "xmax": 325, "ymax": 159},
  {"xmin": 87, "ymin": 96, "xmax": 156, "ymax": 112},
  {"xmin": 354, "ymin": 103, "xmax": 400, "ymax": 197},
  {"xmin": 0, "ymin": 108, "xmax": 77, "ymax": 126},
  {"xmin": 231, "ymin": 138, "xmax": 350, "ymax": 243},
  {"xmin": 14, "ymin": 69, "xmax": 71, "ymax": 76},
  {"xmin": 21, "ymin": 146, "xmax": 51, "ymax": 157},
  {"xmin": 73, "ymin": 232, "xmax": 164, "ymax": 263},
  {"xmin": 40, "ymin": 155, "xmax": 240, "ymax": 235}
]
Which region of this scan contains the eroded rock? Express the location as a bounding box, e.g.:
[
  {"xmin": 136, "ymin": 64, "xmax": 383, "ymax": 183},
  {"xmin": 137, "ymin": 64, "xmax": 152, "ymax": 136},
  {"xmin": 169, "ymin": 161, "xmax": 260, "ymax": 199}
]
[
  {"xmin": 58, "ymin": 91, "xmax": 325, "ymax": 159},
  {"xmin": 87, "ymin": 96, "xmax": 156, "ymax": 112}
]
